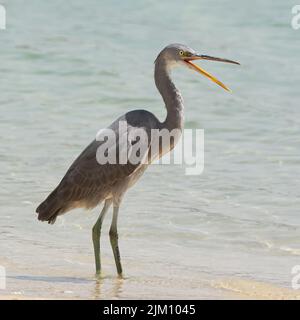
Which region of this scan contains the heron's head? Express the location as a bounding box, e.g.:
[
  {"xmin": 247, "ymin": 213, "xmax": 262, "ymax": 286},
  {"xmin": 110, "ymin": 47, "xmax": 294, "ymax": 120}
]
[{"xmin": 155, "ymin": 43, "xmax": 240, "ymax": 92}]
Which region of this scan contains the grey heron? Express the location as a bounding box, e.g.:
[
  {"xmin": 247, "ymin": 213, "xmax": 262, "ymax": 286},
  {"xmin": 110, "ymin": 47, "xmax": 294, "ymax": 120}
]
[{"xmin": 36, "ymin": 44, "xmax": 239, "ymax": 276}]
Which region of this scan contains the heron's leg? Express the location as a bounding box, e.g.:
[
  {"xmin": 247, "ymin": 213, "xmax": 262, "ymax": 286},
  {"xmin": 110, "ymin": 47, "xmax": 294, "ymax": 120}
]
[
  {"xmin": 109, "ymin": 205, "xmax": 123, "ymax": 276},
  {"xmin": 92, "ymin": 199, "xmax": 112, "ymax": 275}
]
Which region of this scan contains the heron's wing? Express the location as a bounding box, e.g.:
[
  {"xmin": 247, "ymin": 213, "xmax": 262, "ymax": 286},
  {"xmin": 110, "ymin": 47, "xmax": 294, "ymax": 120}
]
[{"xmin": 55, "ymin": 123, "xmax": 152, "ymax": 205}]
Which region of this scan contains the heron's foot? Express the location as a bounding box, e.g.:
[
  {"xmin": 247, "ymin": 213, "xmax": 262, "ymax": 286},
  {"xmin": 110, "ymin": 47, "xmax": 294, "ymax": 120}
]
[
  {"xmin": 94, "ymin": 260, "xmax": 102, "ymax": 275},
  {"xmin": 116, "ymin": 263, "xmax": 123, "ymax": 276},
  {"xmin": 95, "ymin": 269, "xmax": 104, "ymax": 279}
]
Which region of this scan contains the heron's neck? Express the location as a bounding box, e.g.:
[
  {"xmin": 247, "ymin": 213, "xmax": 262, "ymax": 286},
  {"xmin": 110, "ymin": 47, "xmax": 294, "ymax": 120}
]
[{"xmin": 155, "ymin": 59, "xmax": 184, "ymax": 131}]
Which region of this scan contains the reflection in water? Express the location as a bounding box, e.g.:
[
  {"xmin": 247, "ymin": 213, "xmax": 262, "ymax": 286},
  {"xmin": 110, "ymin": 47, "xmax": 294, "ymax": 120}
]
[
  {"xmin": 93, "ymin": 277, "xmax": 102, "ymax": 299},
  {"xmin": 111, "ymin": 277, "xmax": 124, "ymax": 299},
  {"xmin": 93, "ymin": 275, "xmax": 124, "ymax": 299}
]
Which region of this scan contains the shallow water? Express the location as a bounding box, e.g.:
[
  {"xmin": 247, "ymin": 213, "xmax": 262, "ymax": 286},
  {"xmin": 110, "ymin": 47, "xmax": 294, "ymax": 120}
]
[{"xmin": 0, "ymin": 0, "xmax": 300, "ymax": 299}]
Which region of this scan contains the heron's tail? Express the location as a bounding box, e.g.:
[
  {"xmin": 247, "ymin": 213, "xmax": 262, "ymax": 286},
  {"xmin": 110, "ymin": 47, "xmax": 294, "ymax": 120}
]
[{"xmin": 36, "ymin": 187, "xmax": 62, "ymax": 224}]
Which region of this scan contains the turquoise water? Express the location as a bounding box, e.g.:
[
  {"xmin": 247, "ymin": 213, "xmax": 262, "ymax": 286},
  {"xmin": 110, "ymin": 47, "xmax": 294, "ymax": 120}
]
[{"xmin": 0, "ymin": 0, "xmax": 300, "ymax": 299}]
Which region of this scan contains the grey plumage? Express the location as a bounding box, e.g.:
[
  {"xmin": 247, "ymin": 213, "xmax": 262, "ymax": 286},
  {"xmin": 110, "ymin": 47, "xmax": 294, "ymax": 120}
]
[
  {"xmin": 36, "ymin": 45, "xmax": 189, "ymax": 225},
  {"xmin": 36, "ymin": 43, "xmax": 239, "ymax": 275},
  {"xmin": 36, "ymin": 109, "xmax": 161, "ymax": 224}
]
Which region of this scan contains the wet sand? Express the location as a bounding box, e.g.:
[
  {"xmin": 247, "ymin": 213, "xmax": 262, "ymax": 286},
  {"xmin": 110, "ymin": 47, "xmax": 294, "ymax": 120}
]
[
  {"xmin": 1, "ymin": 255, "xmax": 300, "ymax": 300},
  {"xmin": 1, "ymin": 278, "xmax": 300, "ymax": 300}
]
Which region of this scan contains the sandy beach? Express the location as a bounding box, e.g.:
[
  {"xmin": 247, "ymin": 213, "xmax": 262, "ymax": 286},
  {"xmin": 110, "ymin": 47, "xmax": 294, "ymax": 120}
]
[{"xmin": 2, "ymin": 276, "xmax": 300, "ymax": 300}]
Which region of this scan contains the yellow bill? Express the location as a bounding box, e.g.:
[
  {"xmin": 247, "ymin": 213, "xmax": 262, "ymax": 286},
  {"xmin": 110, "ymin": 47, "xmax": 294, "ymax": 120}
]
[{"xmin": 184, "ymin": 54, "xmax": 240, "ymax": 92}]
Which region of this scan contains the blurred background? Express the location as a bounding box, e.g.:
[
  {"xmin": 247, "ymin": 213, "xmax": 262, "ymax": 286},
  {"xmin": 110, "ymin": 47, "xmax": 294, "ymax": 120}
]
[{"xmin": 0, "ymin": 0, "xmax": 299, "ymax": 299}]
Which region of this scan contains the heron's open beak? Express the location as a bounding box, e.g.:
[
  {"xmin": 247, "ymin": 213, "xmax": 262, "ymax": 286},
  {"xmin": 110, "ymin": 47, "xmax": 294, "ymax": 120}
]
[{"xmin": 184, "ymin": 54, "xmax": 240, "ymax": 92}]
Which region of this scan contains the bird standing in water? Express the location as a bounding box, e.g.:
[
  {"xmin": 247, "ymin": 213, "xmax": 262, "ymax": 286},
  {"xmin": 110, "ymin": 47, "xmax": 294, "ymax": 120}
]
[{"xmin": 36, "ymin": 44, "xmax": 239, "ymax": 276}]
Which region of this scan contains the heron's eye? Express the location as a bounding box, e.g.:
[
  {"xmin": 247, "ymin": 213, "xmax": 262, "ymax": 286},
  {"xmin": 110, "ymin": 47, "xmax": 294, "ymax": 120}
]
[{"xmin": 179, "ymin": 50, "xmax": 184, "ymax": 56}]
